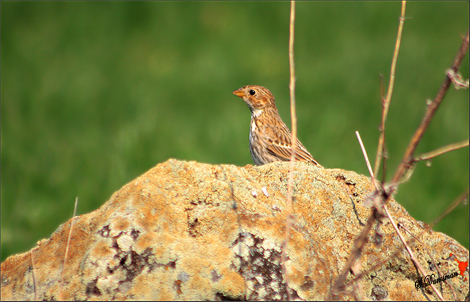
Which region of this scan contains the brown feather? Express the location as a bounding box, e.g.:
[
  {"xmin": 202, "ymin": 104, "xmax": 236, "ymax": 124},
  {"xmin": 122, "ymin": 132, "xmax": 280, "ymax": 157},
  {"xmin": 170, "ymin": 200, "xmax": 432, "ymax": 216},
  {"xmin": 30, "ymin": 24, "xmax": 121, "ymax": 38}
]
[{"xmin": 233, "ymin": 85, "xmax": 322, "ymax": 167}]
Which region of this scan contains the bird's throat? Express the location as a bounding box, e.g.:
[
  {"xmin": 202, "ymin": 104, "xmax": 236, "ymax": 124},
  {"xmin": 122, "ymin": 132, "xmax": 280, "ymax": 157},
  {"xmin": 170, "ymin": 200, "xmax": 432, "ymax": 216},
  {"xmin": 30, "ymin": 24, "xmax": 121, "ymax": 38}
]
[{"xmin": 251, "ymin": 108, "xmax": 263, "ymax": 118}]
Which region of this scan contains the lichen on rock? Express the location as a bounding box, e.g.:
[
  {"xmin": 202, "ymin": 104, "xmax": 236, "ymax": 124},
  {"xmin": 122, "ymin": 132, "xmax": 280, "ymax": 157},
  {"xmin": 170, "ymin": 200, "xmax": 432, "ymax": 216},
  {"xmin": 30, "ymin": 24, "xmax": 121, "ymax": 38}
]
[{"xmin": 1, "ymin": 159, "xmax": 468, "ymax": 300}]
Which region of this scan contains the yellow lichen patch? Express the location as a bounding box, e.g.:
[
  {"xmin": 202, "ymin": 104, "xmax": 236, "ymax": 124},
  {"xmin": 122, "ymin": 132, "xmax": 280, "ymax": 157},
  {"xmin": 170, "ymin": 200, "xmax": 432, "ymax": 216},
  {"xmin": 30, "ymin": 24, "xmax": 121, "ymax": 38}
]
[{"xmin": 1, "ymin": 159, "xmax": 468, "ymax": 300}]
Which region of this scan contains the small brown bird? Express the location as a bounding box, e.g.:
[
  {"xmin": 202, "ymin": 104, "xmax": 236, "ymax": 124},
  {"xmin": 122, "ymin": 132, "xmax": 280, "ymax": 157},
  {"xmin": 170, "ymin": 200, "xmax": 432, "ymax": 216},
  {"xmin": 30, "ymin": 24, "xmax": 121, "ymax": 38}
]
[{"xmin": 233, "ymin": 85, "xmax": 322, "ymax": 167}]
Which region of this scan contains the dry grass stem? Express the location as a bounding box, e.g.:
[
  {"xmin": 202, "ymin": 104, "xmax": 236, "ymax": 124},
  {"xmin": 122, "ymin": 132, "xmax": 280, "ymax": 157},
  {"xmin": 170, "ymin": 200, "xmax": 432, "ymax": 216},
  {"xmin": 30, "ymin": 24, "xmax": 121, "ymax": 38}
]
[
  {"xmin": 330, "ymin": 17, "xmax": 413, "ymax": 296},
  {"xmin": 430, "ymin": 187, "xmax": 469, "ymax": 228},
  {"xmin": 283, "ymin": 1, "xmax": 297, "ymax": 300},
  {"xmin": 374, "ymin": 1, "xmax": 407, "ymax": 177},
  {"xmin": 414, "ymin": 139, "xmax": 469, "ymax": 162},
  {"xmin": 337, "ymin": 5, "xmax": 467, "ymax": 301},
  {"xmin": 30, "ymin": 249, "xmax": 38, "ymax": 301},
  {"xmin": 59, "ymin": 197, "xmax": 79, "ymax": 301},
  {"xmin": 352, "ymin": 261, "xmax": 364, "ymax": 300},
  {"xmin": 348, "ymin": 186, "xmax": 466, "ymax": 299},
  {"xmin": 286, "ymin": 0, "xmax": 297, "ymax": 209},
  {"xmin": 327, "ymin": 209, "xmax": 377, "ymax": 300},
  {"xmin": 399, "ymin": 223, "xmax": 458, "ymax": 300},
  {"xmin": 391, "ymin": 30, "xmax": 469, "ymax": 185},
  {"xmin": 383, "ymin": 206, "xmax": 445, "ymax": 300},
  {"xmin": 345, "ymin": 245, "xmax": 405, "ymax": 288},
  {"xmin": 356, "ymin": 131, "xmax": 380, "ymax": 190},
  {"xmin": 345, "ymin": 226, "xmax": 452, "ymax": 299},
  {"xmin": 358, "ymin": 126, "xmax": 446, "ymax": 300}
]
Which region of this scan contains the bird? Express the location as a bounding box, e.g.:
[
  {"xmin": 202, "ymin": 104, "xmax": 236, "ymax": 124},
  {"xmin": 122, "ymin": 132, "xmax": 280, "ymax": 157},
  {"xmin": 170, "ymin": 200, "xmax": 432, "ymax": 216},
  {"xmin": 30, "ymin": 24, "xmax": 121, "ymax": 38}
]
[{"xmin": 232, "ymin": 85, "xmax": 322, "ymax": 167}]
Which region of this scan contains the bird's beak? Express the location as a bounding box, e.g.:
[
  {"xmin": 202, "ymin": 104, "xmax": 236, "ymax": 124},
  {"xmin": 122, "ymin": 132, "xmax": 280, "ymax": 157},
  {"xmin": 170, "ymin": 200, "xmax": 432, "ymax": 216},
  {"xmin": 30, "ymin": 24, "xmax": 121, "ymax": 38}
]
[{"xmin": 232, "ymin": 88, "xmax": 245, "ymax": 98}]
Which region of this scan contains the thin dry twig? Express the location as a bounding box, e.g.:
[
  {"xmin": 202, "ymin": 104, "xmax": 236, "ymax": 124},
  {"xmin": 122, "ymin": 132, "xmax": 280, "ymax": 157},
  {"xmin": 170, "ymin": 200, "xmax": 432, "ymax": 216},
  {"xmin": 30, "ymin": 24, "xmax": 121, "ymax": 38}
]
[
  {"xmin": 344, "ymin": 227, "xmax": 454, "ymax": 299},
  {"xmin": 328, "ymin": 131, "xmax": 390, "ymax": 299},
  {"xmin": 286, "ymin": 0, "xmax": 297, "ymax": 211},
  {"xmin": 328, "ymin": 208, "xmax": 377, "ymax": 300},
  {"xmin": 59, "ymin": 197, "xmax": 79, "ymax": 301},
  {"xmin": 430, "ymin": 187, "xmax": 469, "ymax": 228},
  {"xmin": 374, "ymin": 1, "xmax": 407, "ymax": 177},
  {"xmin": 383, "ymin": 206, "xmax": 444, "ymax": 300},
  {"xmin": 345, "ymin": 190, "xmax": 466, "ymax": 294},
  {"xmin": 355, "ymin": 130, "xmax": 446, "ymax": 300},
  {"xmin": 360, "ymin": 125, "xmax": 445, "ymax": 300},
  {"xmin": 413, "ymin": 139, "xmax": 469, "ymax": 162},
  {"xmin": 329, "ymin": 132, "xmax": 386, "ymax": 298},
  {"xmin": 283, "ymin": 1, "xmax": 297, "ymax": 300},
  {"xmin": 356, "ymin": 131, "xmax": 380, "ymax": 190},
  {"xmin": 346, "ymin": 245, "xmax": 407, "ymax": 288},
  {"xmin": 30, "ymin": 249, "xmax": 38, "ymax": 301},
  {"xmin": 399, "ymin": 223, "xmax": 458, "ymax": 300},
  {"xmin": 331, "ymin": 3, "xmax": 466, "ymax": 300},
  {"xmin": 328, "ymin": 132, "xmax": 389, "ymax": 300},
  {"xmin": 391, "ymin": 30, "xmax": 469, "ymax": 185},
  {"xmin": 351, "ymin": 258, "xmax": 364, "ymax": 300}
]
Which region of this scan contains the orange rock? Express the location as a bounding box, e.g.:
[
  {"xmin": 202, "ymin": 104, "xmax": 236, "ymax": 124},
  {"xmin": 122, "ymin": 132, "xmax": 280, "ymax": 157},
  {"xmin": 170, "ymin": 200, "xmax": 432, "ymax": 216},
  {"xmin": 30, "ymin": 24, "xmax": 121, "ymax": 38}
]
[{"xmin": 1, "ymin": 159, "xmax": 468, "ymax": 300}]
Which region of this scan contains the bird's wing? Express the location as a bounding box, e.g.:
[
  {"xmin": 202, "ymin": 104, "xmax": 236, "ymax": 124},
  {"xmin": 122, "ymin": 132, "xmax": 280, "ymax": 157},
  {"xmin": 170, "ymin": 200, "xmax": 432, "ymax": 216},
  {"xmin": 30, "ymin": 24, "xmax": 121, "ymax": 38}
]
[{"xmin": 266, "ymin": 125, "xmax": 322, "ymax": 166}]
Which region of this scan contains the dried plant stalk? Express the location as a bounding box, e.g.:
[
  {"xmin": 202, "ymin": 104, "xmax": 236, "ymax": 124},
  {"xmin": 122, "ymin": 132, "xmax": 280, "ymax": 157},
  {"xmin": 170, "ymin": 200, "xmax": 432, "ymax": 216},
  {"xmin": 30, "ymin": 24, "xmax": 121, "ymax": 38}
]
[
  {"xmin": 283, "ymin": 1, "xmax": 297, "ymax": 300},
  {"xmin": 414, "ymin": 139, "xmax": 469, "ymax": 162},
  {"xmin": 374, "ymin": 1, "xmax": 407, "ymax": 177},
  {"xmin": 59, "ymin": 197, "xmax": 79, "ymax": 300},
  {"xmin": 391, "ymin": 30, "xmax": 469, "ymax": 185}
]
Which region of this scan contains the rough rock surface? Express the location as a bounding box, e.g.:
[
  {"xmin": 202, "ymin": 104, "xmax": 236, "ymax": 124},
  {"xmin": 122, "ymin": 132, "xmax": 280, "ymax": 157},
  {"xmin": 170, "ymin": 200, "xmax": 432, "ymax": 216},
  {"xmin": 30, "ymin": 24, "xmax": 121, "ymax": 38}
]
[{"xmin": 1, "ymin": 159, "xmax": 468, "ymax": 300}]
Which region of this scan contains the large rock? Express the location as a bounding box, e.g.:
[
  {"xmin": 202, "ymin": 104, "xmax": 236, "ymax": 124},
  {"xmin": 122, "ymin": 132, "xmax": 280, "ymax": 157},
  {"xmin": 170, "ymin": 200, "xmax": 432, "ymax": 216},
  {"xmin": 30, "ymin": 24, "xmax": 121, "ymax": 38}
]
[{"xmin": 1, "ymin": 159, "xmax": 468, "ymax": 300}]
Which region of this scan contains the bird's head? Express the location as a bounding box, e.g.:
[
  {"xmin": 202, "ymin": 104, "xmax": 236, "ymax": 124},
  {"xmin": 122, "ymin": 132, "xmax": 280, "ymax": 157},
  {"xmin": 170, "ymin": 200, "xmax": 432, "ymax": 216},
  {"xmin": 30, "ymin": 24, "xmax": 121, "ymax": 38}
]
[{"xmin": 232, "ymin": 85, "xmax": 277, "ymax": 112}]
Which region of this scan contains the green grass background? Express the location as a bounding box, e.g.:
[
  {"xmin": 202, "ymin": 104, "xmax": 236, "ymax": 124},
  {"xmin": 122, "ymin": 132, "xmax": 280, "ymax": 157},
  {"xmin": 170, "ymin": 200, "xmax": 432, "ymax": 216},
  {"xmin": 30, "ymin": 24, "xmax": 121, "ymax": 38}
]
[{"xmin": 1, "ymin": 2, "xmax": 468, "ymax": 262}]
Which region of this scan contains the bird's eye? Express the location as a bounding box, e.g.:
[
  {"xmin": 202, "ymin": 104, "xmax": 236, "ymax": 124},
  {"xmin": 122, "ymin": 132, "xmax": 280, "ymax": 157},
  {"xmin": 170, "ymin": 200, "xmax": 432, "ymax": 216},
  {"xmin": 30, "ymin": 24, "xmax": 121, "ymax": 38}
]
[{"xmin": 249, "ymin": 89, "xmax": 256, "ymax": 96}]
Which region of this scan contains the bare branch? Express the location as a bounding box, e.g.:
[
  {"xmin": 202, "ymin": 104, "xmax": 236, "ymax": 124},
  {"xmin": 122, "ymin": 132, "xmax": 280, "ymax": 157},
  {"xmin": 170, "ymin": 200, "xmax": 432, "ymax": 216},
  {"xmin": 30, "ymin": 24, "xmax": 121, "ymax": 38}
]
[
  {"xmin": 413, "ymin": 139, "xmax": 469, "ymax": 162},
  {"xmin": 30, "ymin": 249, "xmax": 38, "ymax": 301},
  {"xmin": 287, "ymin": 0, "xmax": 297, "ymax": 168},
  {"xmin": 356, "ymin": 131, "xmax": 379, "ymax": 190},
  {"xmin": 333, "ymin": 4, "xmax": 467, "ymax": 301},
  {"xmin": 344, "ymin": 189, "xmax": 467, "ymax": 300},
  {"xmin": 391, "ymin": 30, "xmax": 469, "ymax": 185},
  {"xmin": 430, "ymin": 187, "xmax": 469, "ymax": 228},
  {"xmin": 284, "ymin": 1, "xmax": 297, "ymax": 300},
  {"xmin": 328, "ymin": 208, "xmax": 377, "ymax": 300},
  {"xmin": 59, "ymin": 197, "xmax": 79, "ymax": 301},
  {"xmin": 399, "ymin": 223, "xmax": 458, "ymax": 300},
  {"xmin": 374, "ymin": 1, "xmax": 407, "ymax": 177},
  {"xmin": 383, "ymin": 206, "xmax": 444, "ymax": 300}
]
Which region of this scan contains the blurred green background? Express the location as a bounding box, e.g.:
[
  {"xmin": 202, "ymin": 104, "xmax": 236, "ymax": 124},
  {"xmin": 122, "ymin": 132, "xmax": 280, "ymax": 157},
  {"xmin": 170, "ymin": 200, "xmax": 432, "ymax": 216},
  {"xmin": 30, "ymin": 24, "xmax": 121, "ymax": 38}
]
[{"xmin": 1, "ymin": 2, "xmax": 468, "ymax": 262}]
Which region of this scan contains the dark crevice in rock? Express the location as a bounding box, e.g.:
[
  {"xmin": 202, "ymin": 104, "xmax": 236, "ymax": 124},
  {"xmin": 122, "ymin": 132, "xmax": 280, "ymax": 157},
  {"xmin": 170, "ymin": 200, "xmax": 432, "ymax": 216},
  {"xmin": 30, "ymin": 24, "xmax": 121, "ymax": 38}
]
[
  {"xmin": 120, "ymin": 255, "xmax": 128, "ymax": 266},
  {"xmin": 123, "ymin": 248, "xmax": 155, "ymax": 281},
  {"xmin": 98, "ymin": 225, "xmax": 110, "ymax": 237},
  {"xmin": 335, "ymin": 175, "xmax": 358, "ymax": 197},
  {"xmin": 300, "ymin": 276, "xmax": 314, "ymax": 291},
  {"xmin": 211, "ymin": 269, "xmax": 222, "ymax": 282},
  {"xmin": 130, "ymin": 229, "xmax": 140, "ymax": 240},
  {"xmin": 86, "ymin": 278, "xmax": 101, "ymax": 296},
  {"xmin": 165, "ymin": 260, "xmax": 177, "ymax": 270},
  {"xmin": 174, "ymin": 280, "xmax": 183, "ymax": 295},
  {"xmin": 188, "ymin": 218, "xmax": 200, "ymax": 237},
  {"xmin": 215, "ymin": 292, "xmax": 242, "ymax": 301}
]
